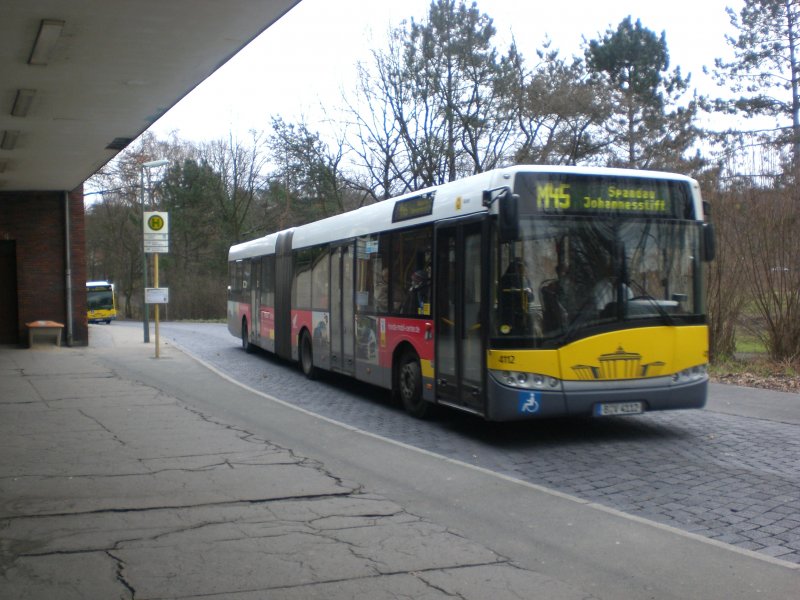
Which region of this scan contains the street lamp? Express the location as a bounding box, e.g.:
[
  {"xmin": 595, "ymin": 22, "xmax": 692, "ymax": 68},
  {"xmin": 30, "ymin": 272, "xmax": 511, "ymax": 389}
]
[{"xmin": 140, "ymin": 159, "xmax": 169, "ymax": 343}]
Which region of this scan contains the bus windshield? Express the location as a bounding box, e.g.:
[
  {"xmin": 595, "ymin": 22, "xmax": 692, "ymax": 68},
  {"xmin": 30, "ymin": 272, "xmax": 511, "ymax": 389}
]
[
  {"xmin": 492, "ymin": 216, "xmax": 704, "ymax": 348},
  {"xmin": 87, "ymin": 287, "xmax": 114, "ymax": 310}
]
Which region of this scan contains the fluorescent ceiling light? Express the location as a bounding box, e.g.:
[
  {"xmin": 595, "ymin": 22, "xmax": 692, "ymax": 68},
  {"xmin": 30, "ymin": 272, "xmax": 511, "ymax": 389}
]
[
  {"xmin": 1, "ymin": 131, "xmax": 20, "ymax": 150},
  {"xmin": 143, "ymin": 159, "xmax": 169, "ymax": 168},
  {"xmin": 28, "ymin": 19, "xmax": 65, "ymax": 65},
  {"xmin": 106, "ymin": 137, "xmax": 133, "ymax": 151},
  {"xmin": 11, "ymin": 89, "xmax": 36, "ymax": 117}
]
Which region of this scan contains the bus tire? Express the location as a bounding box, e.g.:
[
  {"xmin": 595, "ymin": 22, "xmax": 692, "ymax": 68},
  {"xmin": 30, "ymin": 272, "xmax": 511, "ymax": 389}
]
[
  {"xmin": 242, "ymin": 319, "xmax": 254, "ymax": 353},
  {"xmin": 396, "ymin": 350, "xmax": 430, "ymax": 419},
  {"xmin": 300, "ymin": 331, "xmax": 320, "ymax": 380}
]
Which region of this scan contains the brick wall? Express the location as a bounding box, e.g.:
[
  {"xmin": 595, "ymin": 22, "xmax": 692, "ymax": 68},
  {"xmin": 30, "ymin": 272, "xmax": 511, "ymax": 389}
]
[{"xmin": 0, "ymin": 187, "xmax": 88, "ymax": 346}]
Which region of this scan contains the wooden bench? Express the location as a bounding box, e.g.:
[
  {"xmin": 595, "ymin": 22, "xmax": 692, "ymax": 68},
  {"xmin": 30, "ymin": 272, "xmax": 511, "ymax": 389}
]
[{"xmin": 26, "ymin": 320, "xmax": 64, "ymax": 347}]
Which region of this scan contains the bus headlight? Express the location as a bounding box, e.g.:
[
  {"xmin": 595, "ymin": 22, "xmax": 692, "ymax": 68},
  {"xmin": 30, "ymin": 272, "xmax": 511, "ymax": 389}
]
[
  {"xmin": 672, "ymin": 364, "xmax": 708, "ymax": 383},
  {"xmin": 490, "ymin": 370, "xmax": 562, "ymax": 390}
]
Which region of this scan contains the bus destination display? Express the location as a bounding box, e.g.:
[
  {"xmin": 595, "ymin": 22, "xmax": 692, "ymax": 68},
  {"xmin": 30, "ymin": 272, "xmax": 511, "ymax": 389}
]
[
  {"xmin": 514, "ymin": 173, "xmax": 693, "ymax": 219},
  {"xmin": 392, "ymin": 193, "xmax": 434, "ymax": 223}
]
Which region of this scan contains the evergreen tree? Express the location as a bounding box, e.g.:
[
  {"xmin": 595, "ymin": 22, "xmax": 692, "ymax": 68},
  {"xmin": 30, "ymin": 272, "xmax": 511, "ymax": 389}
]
[{"xmin": 586, "ymin": 16, "xmax": 700, "ymax": 171}]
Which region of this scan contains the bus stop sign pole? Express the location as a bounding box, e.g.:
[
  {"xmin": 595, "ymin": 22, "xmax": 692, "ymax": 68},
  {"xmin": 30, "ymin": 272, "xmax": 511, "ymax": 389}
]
[
  {"xmin": 143, "ymin": 211, "xmax": 169, "ymax": 358},
  {"xmin": 154, "ymin": 253, "xmax": 160, "ymax": 358}
]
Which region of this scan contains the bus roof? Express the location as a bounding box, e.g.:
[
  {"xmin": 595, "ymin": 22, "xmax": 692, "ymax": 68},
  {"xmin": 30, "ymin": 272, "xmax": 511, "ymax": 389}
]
[{"xmin": 228, "ymin": 165, "xmax": 701, "ymax": 261}]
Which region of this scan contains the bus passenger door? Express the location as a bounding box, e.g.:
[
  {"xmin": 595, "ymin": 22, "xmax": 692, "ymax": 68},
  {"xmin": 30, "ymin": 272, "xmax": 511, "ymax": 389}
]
[
  {"xmin": 330, "ymin": 243, "xmax": 355, "ymax": 375},
  {"xmin": 434, "ymin": 220, "xmax": 486, "ymax": 414},
  {"xmin": 251, "ymin": 257, "xmax": 261, "ymax": 342},
  {"xmin": 274, "ymin": 231, "xmax": 293, "ymax": 361}
]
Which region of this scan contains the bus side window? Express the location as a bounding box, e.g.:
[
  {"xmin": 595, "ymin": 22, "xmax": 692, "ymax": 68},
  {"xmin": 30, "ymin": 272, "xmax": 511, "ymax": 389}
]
[
  {"xmin": 293, "ymin": 248, "xmax": 313, "ymax": 309},
  {"xmin": 374, "ymin": 263, "xmax": 389, "ymax": 312},
  {"xmin": 232, "ymin": 260, "xmax": 244, "ymax": 301},
  {"xmin": 393, "ymin": 227, "xmax": 432, "ymax": 316},
  {"xmin": 252, "ymin": 257, "xmax": 261, "ymax": 298},
  {"xmin": 390, "ymin": 233, "xmax": 403, "ymax": 312},
  {"xmin": 356, "ymin": 235, "xmax": 377, "ymax": 313},
  {"xmin": 312, "ymin": 246, "xmax": 329, "ymax": 311},
  {"xmin": 262, "ymin": 255, "xmax": 275, "ymax": 307},
  {"xmin": 242, "ymin": 261, "xmax": 251, "ymax": 291}
]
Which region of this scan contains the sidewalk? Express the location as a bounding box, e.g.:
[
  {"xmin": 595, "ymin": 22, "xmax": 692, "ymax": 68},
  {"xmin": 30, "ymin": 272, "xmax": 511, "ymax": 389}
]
[
  {"xmin": 0, "ymin": 326, "xmax": 591, "ymax": 600},
  {"xmin": 1, "ymin": 325, "xmax": 798, "ymax": 599}
]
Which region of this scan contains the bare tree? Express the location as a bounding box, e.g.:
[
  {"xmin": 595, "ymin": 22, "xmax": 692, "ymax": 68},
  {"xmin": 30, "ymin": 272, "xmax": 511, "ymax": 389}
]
[
  {"xmin": 85, "ymin": 190, "xmax": 142, "ymax": 318},
  {"xmin": 735, "ymin": 186, "xmax": 800, "ymax": 360},
  {"xmin": 713, "ymin": 0, "xmax": 800, "ymax": 171},
  {"xmin": 700, "ymin": 178, "xmax": 749, "ymax": 360},
  {"xmin": 86, "ymin": 134, "xmax": 175, "ymax": 318},
  {"xmin": 508, "ymin": 44, "xmax": 611, "ymax": 165},
  {"xmin": 403, "ymin": 0, "xmax": 518, "ymax": 182},
  {"xmin": 267, "ymin": 116, "xmax": 360, "ymax": 225},
  {"xmin": 200, "ymin": 130, "xmax": 268, "ymax": 244},
  {"xmin": 346, "ymin": 0, "xmax": 520, "ymax": 193},
  {"xmin": 345, "ymin": 39, "xmax": 411, "ymax": 200}
]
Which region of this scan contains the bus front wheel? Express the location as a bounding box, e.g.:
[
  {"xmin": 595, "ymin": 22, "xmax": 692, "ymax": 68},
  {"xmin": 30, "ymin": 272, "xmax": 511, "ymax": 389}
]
[{"xmin": 396, "ymin": 351, "xmax": 430, "ymax": 418}]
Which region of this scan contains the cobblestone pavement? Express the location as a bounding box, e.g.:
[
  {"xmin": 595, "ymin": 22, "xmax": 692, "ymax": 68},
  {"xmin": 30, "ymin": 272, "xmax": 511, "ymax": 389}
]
[{"xmin": 143, "ymin": 322, "xmax": 800, "ymax": 564}]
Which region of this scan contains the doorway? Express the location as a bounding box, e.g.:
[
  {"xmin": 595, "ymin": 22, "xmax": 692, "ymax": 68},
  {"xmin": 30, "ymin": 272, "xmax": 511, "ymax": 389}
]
[
  {"xmin": 434, "ymin": 220, "xmax": 486, "ymax": 413},
  {"xmin": 0, "ymin": 241, "xmax": 19, "ymax": 344},
  {"xmin": 330, "ymin": 243, "xmax": 355, "ymax": 374}
]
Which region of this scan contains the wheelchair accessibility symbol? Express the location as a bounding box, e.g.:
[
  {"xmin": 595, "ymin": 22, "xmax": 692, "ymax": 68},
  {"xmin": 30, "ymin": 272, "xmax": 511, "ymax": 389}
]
[{"xmin": 519, "ymin": 391, "xmax": 541, "ymax": 414}]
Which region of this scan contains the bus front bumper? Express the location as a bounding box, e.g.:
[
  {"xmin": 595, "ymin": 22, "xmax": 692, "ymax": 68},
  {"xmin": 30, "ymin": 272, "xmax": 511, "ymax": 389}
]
[
  {"xmin": 485, "ymin": 373, "xmax": 708, "ymax": 421},
  {"xmin": 88, "ymin": 316, "xmax": 116, "ymax": 324}
]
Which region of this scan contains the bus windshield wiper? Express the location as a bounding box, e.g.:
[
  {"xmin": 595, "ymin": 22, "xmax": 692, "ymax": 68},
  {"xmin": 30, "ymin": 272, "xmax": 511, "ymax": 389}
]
[{"xmin": 628, "ymin": 280, "xmax": 676, "ymax": 326}]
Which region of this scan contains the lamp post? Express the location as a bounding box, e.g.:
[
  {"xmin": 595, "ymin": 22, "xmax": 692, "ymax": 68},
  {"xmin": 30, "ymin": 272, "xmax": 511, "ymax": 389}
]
[{"xmin": 140, "ymin": 159, "xmax": 169, "ymax": 343}]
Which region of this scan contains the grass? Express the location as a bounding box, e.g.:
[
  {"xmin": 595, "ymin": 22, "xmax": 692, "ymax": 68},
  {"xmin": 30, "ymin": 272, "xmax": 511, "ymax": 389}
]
[
  {"xmin": 708, "ymin": 325, "xmax": 800, "ymax": 383},
  {"xmin": 734, "ymin": 331, "xmax": 767, "ymax": 354},
  {"xmin": 709, "ymin": 356, "xmax": 776, "ymax": 378}
]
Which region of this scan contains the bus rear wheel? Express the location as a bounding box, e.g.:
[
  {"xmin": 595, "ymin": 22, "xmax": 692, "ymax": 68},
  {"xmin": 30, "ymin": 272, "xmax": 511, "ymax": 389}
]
[
  {"xmin": 396, "ymin": 350, "xmax": 431, "ymax": 419},
  {"xmin": 242, "ymin": 319, "xmax": 254, "ymax": 353},
  {"xmin": 300, "ymin": 331, "xmax": 319, "ymax": 380}
]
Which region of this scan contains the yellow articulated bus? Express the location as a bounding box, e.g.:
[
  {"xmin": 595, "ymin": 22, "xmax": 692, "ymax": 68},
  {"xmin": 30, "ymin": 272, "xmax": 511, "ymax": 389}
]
[
  {"xmin": 87, "ymin": 281, "xmax": 117, "ymax": 324},
  {"xmin": 228, "ymin": 165, "xmax": 715, "ymax": 421}
]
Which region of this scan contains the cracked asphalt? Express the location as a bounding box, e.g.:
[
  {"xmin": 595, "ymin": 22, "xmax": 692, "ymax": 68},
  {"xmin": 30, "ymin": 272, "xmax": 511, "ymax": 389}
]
[
  {"xmin": 0, "ymin": 328, "xmax": 590, "ymax": 600},
  {"xmin": 0, "ymin": 321, "xmax": 797, "ymax": 599}
]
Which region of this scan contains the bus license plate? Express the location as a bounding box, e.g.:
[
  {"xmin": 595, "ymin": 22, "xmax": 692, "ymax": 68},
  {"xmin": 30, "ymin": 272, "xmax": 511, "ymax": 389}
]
[{"xmin": 594, "ymin": 401, "xmax": 644, "ymax": 417}]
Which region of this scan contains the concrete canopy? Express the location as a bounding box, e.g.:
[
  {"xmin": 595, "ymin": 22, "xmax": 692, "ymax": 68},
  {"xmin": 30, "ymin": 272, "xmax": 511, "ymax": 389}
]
[{"xmin": 0, "ymin": 0, "xmax": 302, "ymax": 192}]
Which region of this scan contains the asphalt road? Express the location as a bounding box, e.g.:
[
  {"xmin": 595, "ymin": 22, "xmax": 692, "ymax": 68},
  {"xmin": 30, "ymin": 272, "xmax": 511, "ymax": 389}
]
[{"xmin": 129, "ymin": 320, "xmax": 800, "ymax": 565}]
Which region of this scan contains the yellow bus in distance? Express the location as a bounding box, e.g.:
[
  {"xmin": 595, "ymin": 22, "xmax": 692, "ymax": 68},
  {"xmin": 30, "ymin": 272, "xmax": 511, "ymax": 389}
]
[{"xmin": 87, "ymin": 281, "xmax": 117, "ymax": 324}]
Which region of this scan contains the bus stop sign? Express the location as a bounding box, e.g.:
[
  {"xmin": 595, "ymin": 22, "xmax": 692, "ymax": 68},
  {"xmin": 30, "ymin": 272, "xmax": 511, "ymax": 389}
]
[{"xmin": 144, "ymin": 211, "xmax": 169, "ymax": 253}]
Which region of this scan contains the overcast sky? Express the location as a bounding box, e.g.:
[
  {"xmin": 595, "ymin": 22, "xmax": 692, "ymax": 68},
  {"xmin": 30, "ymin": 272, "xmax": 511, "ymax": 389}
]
[{"xmin": 149, "ymin": 0, "xmax": 744, "ymax": 143}]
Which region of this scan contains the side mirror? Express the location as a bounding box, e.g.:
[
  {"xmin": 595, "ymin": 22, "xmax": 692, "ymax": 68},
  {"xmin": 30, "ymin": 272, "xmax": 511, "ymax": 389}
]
[
  {"xmin": 498, "ymin": 190, "xmax": 520, "ymax": 242},
  {"xmin": 702, "ymin": 223, "xmax": 716, "ymax": 262},
  {"xmin": 483, "ymin": 186, "xmax": 519, "ymax": 242}
]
